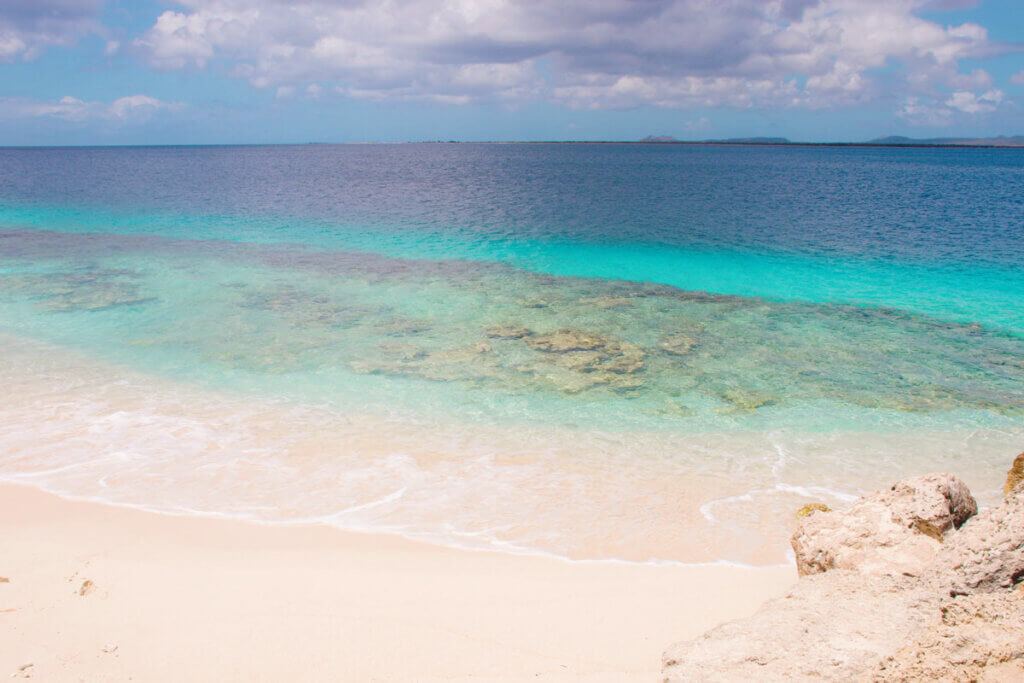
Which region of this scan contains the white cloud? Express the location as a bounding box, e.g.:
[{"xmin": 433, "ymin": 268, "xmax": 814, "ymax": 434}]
[
  {"xmin": 0, "ymin": 0, "xmax": 103, "ymax": 61},
  {"xmin": 945, "ymin": 89, "xmax": 1003, "ymax": 114},
  {"xmin": 899, "ymin": 96, "xmax": 952, "ymax": 126},
  {"xmin": 1011, "ymin": 70, "xmax": 1024, "ymax": 86},
  {"xmin": 899, "ymin": 87, "xmax": 1004, "ymax": 125},
  {"xmin": 132, "ymin": 0, "xmax": 1008, "ymax": 113},
  {"xmin": 0, "ymin": 94, "xmax": 182, "ymax": 122}
]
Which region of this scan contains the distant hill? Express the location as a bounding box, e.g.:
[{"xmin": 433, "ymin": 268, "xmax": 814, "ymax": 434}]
[
  {"xmin": 868, "ymin": 135, "xmax": 1024, "ymax": 147},
  {"xmin": 635, "ymin": 134, "xmax": 1024, "ymax": 147},
  {"xmin": 639, "ymin": 136, "xmax": 790, "ymax": 144},
  {"xmin": 707, "ymin": 137, "xmax": 791, "ymax": 144}
]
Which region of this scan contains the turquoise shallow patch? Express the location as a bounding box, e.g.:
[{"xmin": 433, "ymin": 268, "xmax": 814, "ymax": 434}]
[{"xmin": 0, "ymin": 228, "xmax": 1020, "ymax": 435}]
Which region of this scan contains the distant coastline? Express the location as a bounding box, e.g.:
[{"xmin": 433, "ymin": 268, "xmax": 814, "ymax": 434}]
[
  {"xmin": 4, "ymin": 135, "xmax": 1024, "ymax": 150},
  {"xmin": 632, "ymin": 134, "xmax": 1024, "ymax": 149}
]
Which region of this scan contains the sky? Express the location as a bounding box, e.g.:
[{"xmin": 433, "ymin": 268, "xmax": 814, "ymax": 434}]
[{"xmin": 0, "ymin": 0, "xmax": 1022, "ymax": 144}]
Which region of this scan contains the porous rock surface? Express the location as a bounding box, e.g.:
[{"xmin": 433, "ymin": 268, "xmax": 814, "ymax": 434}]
[
  {"xmin": 790, "ymin": 473, "xmax": 977, "ymax": 577},
  {"xmin": 662, "ymin": 467, "xmax": 1024, "ymax": 682},
  {"xmin": 1005, "ymin": 453, "xmax": 1024, "ymax": 497},
  {"xmin": 869, "ymin": 590, "xmax": 1024, "ymax": 682},
  {"xmin": 662, "ymin": 572, "xmax": 938, "ymax": 682},
  {"xmin": 928, "ymin": 480, "xmax": 1024, "ymax": 596}
]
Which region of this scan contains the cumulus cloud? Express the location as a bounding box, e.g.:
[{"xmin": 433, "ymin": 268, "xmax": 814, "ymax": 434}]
[
  {"xmin": 132, "ymin": 0, "xmax": 1008, "ymax": 116},
  {"xmin": 0, "ymin": 94, "xmax": 182, "ymax": 122},
  {"xmin": 0, "ymin": 0, "xmax": 104, "ymax": 61},
  {"xmin": 945, "ymin": 89, "xmax": 1003, "ymax": 113},
  {"xmin": 899, "ymin": 87, "xmax": 1003, "ymax": 125}
]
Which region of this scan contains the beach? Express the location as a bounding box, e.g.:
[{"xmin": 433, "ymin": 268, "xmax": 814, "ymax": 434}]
[
  {"xmin": 1, "ymin": 143, "xmax": 1021, "ymax": 680},
  {"xmin": 0, "ymin": 482, "xmax": 794, "ymax": 681}
]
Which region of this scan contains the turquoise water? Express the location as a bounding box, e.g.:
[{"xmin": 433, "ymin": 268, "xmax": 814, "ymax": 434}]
[
  {"xmin": 2, "ymin": 201, "xmax": 1023, "ymax": 334},
  {"xmin": 0, "ymin": 143, "xmax": 1021, "ymax": 562}
]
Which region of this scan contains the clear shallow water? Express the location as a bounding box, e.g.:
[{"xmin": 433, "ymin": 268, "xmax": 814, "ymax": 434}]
[{"xmin": 0, "ymin": 143, "xmax": 1021, "ymax": 563}]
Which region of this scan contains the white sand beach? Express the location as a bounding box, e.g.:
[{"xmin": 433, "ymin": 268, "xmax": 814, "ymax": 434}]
[{"xmin": 0, "ymin": 482, "xmax": 794, "ymax": 681}]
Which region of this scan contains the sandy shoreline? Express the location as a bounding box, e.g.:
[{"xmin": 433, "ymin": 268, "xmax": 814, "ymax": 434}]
[{"xmin": 0, "ymin": 482, "xmax": 794, "ymax": 681}]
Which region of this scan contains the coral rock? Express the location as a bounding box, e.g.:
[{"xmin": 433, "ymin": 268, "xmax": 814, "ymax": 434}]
[
  {"xmin": 1005, "ymin": 452, "xmax": 1024, "ymax": 497},
  {"xmin": 484, "ymin": 324, "xmax": 533, "ymax": 339},
  {"xmin": 791, "ymin": 473, "xmax": 976, "ymax": 578},
  {"xmin": 869, "ymin": 592, "xmax": 1024, "ymax": 681},
  {"xmin": 663, "ymin": 572, "xmax": 937, "ymax": 682},
  {"xmin": 658, "ymin": 334, "xmax": 697, "ymax": 356},
  {"xmin": 928, "ymin": 482, "xmax": 1024, "ymax": 596},
  {"xmin": 525, "ymin": 329, "xmax": 608, "ymax": 353}
]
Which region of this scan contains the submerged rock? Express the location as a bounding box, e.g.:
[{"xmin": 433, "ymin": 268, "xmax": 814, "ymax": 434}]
[
  {"xmin": 517, "ymin": 296, "xmax": 555, "ymax": 309},
  {"xmin": 578, "ymin": 295, "xmax": 634, "ymax": 309},
  {"xmin": 377, "ymin": 317, "xmax": 432, "ymax": 336},
  {"xmin": 516, "ymin": 329, "xmax": 647, "ymax": 392},
  {"xmin": 714, "ymin": 387, "xmax": 776, "ymax": 413},
  {"xmin": 0, "ymin": 271, "xmax": 155, "ymax": 312},
  {"xmin": 39, "ymin": 284, "xmax": 154, "ymax": 312},
  {"xmin": 484, "ymin": 324, "xmax": 533, "ymax": 339},
  {"xmin": 658, "ymin": 334, "xmax": 697, "ymax": 356},
  {"xmin": 377, "ymin": 342, "xmax": 427, "ymax": 361},
  {"xmin": 526, "ymin": 329, "xmax": 608, "ymax": 353}
]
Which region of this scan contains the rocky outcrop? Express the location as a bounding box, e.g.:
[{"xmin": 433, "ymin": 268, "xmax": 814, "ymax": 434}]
[
  {"xmin": 1005, "ymin": 453, "xmax": 1024, "ymax": 496},
  {"xmin": 484, "ymin": 324, "xmax": 533, "ymax": 339},
  {"xmin": 790, "ymin": 473, "xmax": 976, "ymax": 577},
  {"xmin": 525, "ymin": 329, "xmax": 608, "ymax": 353},
  {"xmin": 870, "ymin": 591, "xmax": 1024, "ymax": 681},
  {"xmin": 928, "ymin": 480, "xmax": 1024, "ymax": 596},
  {"xmin": 663, "ymin": 462, "xmax": 1024, "ymax": 682},
  {"xmin": 663, "ymin": 572, "xmax": 938, "ymax": 682},
  {"xmin": 657, "ymin": 334, "xmax": 697, "ymax": 356}
]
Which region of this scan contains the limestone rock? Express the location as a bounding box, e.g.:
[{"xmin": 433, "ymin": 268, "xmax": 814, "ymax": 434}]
[
  {"xmin": 377, "ymin": 317, "xmax": 431, "ymax": 336},
  {"xmin": 522, "ymin": 330, "xmax": 646, "ymax": 389},
  {"xmin": 791, "ymin": 473, "xmax": 977, "ymax": 577},
  {"xmin": 525, "ymin": 329, "xmax": 608, "ymax": 353},
  {"xmin": 377, "ymin": 342, "xmax": 426, "ymax": 361},
  {"xmin": 715, "ymin": 387, "xmax": 776, "ymax": 413},
  {"xmin": 664, "ymin": 466, "xmax": 1023, "ymax": 682},
  {"xmin": 868, "ymin": 591, "xmax": 1024, "ymax": 682},
  {"xmin": 595, "ymin": 342, "xmax": 645, "ymax": 374},
  {"xmin": 662, "ymin": 571, "xmax": 938, "ymax": 682},
  {"xmin": 928, "ymin": 482, "xmax": 1024, "ymax": 596},
  {"xmin": 484, "ymin": 324, "xmax": 533, "ymax": 339},
  {"xmin": 658, "ymin": 334, "xmax": 697, "ymax": 356},
  {"xmin": 579, "ymin": 295, "xmax": 633, "ymax": 309},
  {"xmin": 1005, "ymin": 452, "xmax": 1024, "ymax": 497}
]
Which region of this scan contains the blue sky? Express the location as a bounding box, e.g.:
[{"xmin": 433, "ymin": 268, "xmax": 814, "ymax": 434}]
[{"xmin": 1, "ymin": 0, "xmax": 1022, "ymax": 144}]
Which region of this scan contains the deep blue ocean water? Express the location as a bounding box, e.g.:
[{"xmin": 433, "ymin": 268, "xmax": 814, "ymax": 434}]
[{"xmin": 0, "ymin": 143, "xmax": 1021, "ymax": 562}]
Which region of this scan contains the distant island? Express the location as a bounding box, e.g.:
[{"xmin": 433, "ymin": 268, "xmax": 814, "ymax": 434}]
[
  {"xmin": 865, "ymin": 135, "xmax": 1024, "ymax": 147},
  {"xmin": 639, "ymin": 134, "xmax": 1024, "ymax": 148}
]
